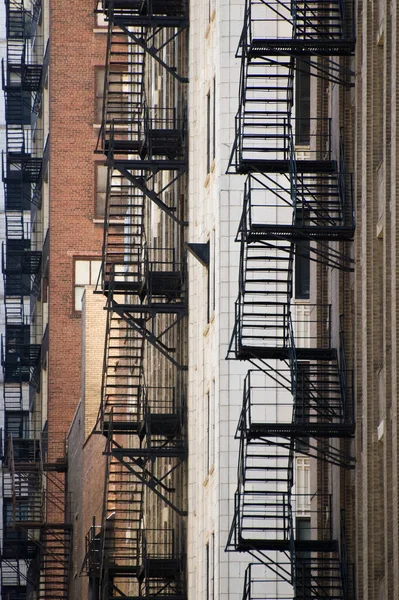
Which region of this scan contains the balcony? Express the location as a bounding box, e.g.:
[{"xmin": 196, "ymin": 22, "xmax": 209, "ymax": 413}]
[
  {"xmin": 238, "ymin": 0, "xmax": 355, "ymax": 59},
  {"xmin": 104, "ymin": 108, "xmax": 187, "ymax": 171},
  {"xmin": 2, "ymin": 323, "xmax": 41, "ymax": 387},
  {"xmin": 103, "ymin": 0, "xmax": 188, "ymax": 25},
  {"xmin": 238, "ymin": 171, "xmax": 355, "ymax": 243}
]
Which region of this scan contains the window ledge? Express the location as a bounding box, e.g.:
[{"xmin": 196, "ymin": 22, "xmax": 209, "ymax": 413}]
[{"xmin": 93, "ymin": 219, "xmax": 123, "ymax": 225}]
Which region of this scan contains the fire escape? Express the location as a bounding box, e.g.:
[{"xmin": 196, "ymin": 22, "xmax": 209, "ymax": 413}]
[
  {"xmin": 227, "ymin": 1, "xmax": 355, "ymax": 598},
  {"xmin": 1, "ymin": 1, "xmax": 71, "ymax": 598},
  {"xmin": 84, "ymin": 1, "xmax": 188, "ymax": 598}
]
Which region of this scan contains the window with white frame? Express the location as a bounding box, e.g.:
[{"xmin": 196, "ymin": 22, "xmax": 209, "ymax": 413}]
[
  {"xmin": 95, "ymin": 163, "xmax": 107, "ymax": 218},
  {"xmin": 95, "ymin": 0, "xmax": 107, "ymax": 27},
  {"xmin": 74, "ymin": 259, "xmax": 101, "ymax": 311},
  {"xmin": 95, "ymin": 67, "xmax": 105, "ymax": 123}
]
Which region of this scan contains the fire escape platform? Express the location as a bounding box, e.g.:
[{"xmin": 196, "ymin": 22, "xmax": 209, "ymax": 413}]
[
  {"xmin": 246, "ymin": 422, "xmax": 355, "ymax": 438},
  {"xmin": 247, "ymin": 39, "xmax": 355, "ymax": 57},
  {"xmin": 235, "ymin": 345, "xmax": 336, "ymax": 361},
  {"xmin": 235, "ymin": 159, "xmax": 337, "ymax": 175},
  {"xmin": 245, "ymin": 223, "xmax": 355, "ymax": 242},
  {"xmin": 234, "ymin": 538, "xmax": 338, "ymax": 552}
]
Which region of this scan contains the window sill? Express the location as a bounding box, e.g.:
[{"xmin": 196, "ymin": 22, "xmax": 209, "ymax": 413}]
[{"xmin": 92, "ymin": 219, "xmax": 124, "ymax": 225}]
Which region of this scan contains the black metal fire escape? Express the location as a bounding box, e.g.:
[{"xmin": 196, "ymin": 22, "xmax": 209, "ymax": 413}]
[
  {"xmin": 85, "ymin": 1, "xmax": 188, "ymax": 598},
  {"xmin": 0, "ymin": 2, "xmax": 71, "ymax": 599},
  {"xmin": 4, "ymin": 435, "xmax": 71, "ymax": 600},
  {"xmin": 227, "ymin": 1, "xmax": 355, "ymax": 598}
]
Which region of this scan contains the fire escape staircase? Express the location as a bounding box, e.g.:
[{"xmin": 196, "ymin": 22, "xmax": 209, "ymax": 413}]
[
  {"xmin": 93, "ymin": 1, "xmax": 188, "ymax": 598},
  {"xmin": 2, "ymin": 435, "xmax": 71, "ymax": 600},
  {"xmin": 102, "ymin": 0, "xmax": 188, "ymax": 83},
  {"xmin": 94, "ymin": 397, "xmax": 186, "ymax": 598},
  {"xmin": 228, "ymin": 1, "xmax": 356, "ymax": 598},
  {"xmin": 97, "ymin": 6, "xmax": 188, "ymax": 225},
  {"xmin": 239, "ymin": 0, "xmax": 355, "ymax": 59}
]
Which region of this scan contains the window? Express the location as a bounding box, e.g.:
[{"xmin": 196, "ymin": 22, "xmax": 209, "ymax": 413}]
[
  {"xmin": 74, "ymin": 259, "xmax": 101, "ymax": 311},
  {"xmin": 295, "ymin": 60, "xmax": 311, "ymax": 146},
  {"xmin": 95, "ymin": 67, "xmax": 105, "ymax": 123},
  {"xmin": 95, "ymin": 163, "xmax": 107, "ymax": 218},
  {"xmin": 295, "ymin": 362, "xmax": 310, "ymax": 452},
  {"xmin": 207, "ymin": 233, "xmax": 215, "ymax": 322},
  {"xmin": 206, "ymin": 387, "xmax": 215, "ymax": 473},
  {"xmin": 206, "ymin": 82, "xmax": 216, "ymax": 173},
  {"xmin": 294, "ymin": 242, "xmax": 310, "ymax": 299},
  {"xmin": 212, "ymin": 77, "xmax": 216, "ymax": 161},
  {"xmin": 206, "ymin": 91, "xmax": 211, "ymax": 173},
  {"xmin": 95, "ymin": 0, "xmax": 107, "ymax": 27},
  {"xmin": 209, "ymin": 381, "xmax": 215, "ymax": 470},
  {"xmin": 294, "ymin": 210, "xmax": 310, "ymax": 299},
  {"xmin": 296, "ymin": 518, "xmax": 311, "ymax": 599},
  {"xmin": 295, "ymin": 457, "xmax": 310, "ymax": 508},
  {"xmin": 205, "ymin": 534, "xmax": 215, "ymax": 600}
]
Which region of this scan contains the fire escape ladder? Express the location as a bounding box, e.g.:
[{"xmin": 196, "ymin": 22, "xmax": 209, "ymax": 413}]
[
  {"xmin": 229, "ymin": 54, "xmax": 295, "ymax": 174},
  {"xmin": 115, "ymin": 22, "xmax": 188, "ymax": 84},
  {"xmin": 110, "ymin": 299, "xmax": 188, "ymax": 370},
  {"xmin": 231, "ymin": 237, "xmax": 294, "ymax": 360},
  {"xmin": 292, "ymin": 1, "xmax": 351, "ymax": 51},
  {"xmin": 242, "ymin": 558, "xmax": 348, "ymax": 600},
  {"xmin": 116, "ymin": 167, "xmax": 188, "ymax": 226},
  {"xmin": 99, "ymin": 21, "xmax": 145, "ymax": 155},
  {"xmin": 226, "ymin": 428, "xmax": 294, "ymax": 553},
  {"xmin": 97, "ymin": 304, "xmax": 144, "ymax": 433},
  {"xmin": 98, "ymin": 20, "xmax": 187, "ymax": 165},
  {"xmin": 38, "ymin": 527, "xmax": 71, "ymax": 600},
  {"xmin": 105, "ymin": 388, "xmax": 187, "ymax": 514},
  {"xmin": 96, "ymin": 419, "xmax": 143, "ymax": 598},
  {"xmin": 102, "ymin": 0, "xmax": 189, "ymax": 83},
  {"xmin": 138, "ymin": 529, "xmax": 186, "ymax": 599},
  {"xmin": 3, "ymin": 380, "xmax": 24, "ymax": 412},
  {"xmin": 100, "ymin": 164, "xmax": 145, "ymax": 295}
]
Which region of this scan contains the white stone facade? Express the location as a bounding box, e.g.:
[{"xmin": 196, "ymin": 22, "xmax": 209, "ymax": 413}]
[{"xmin": 188, "ymin": 0, "xmax": 252, "ymax": 597}]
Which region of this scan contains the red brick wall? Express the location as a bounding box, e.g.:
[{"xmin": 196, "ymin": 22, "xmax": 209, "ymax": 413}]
[{"xmin": 48, "ymin": 0, "xmax": 106, "ymax": 457}]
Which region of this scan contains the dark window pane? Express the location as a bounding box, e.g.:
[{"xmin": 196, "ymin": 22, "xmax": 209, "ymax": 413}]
[{"xmin": 295, "ymin": 60, "xmax": 311, "ymax": 145}]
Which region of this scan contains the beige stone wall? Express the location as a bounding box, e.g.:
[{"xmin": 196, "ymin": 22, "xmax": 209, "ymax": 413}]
[
  {"xmin": 67, "ymin": 287, "xmax": 107, "ymax": 600},
  {"xmin": 81, "ymin": 286, "xmax": 107, "ymax": 438}
]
